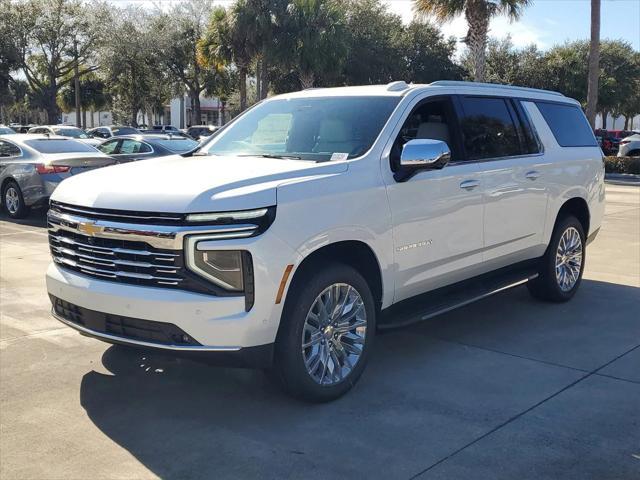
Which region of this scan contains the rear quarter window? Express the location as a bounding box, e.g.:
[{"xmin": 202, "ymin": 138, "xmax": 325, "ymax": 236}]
[{"xmin": 535, "ymin": 102, "xmax": 598, "ymax": 147}]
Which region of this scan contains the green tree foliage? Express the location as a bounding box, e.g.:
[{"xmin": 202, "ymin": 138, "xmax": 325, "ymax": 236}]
[
  {"xmin": 402, "ymin": 20, "xmax": 465, "ymax": 83},
  {"xmin": 9, "ymin": 0, "xmax": 109, "ymax": 123},
  {"xmin": 342, "ymin": 0, "xmax": 405, "ymax": 85}
]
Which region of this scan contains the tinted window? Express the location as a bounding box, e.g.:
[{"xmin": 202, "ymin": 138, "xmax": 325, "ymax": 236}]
[
  {"xmin": 112, "ymin": 127, "xmax": 139, "ymax": 136},
  {"xmin": 0, "ymin": 140, "xmax": 21, "ymax": 157},
  {"xmin": 98, "ymin": 139, "xmax": 120, "ymax": 154},
  {"xmin": 515, "ymin": 101, "xmax": 542, "ymax": 154},
  {"xmin": 119, "ymin": 139, "xmax": 152, "ymax": 154},
  {"xmin": 52, "ymin": 127, "xmax": 90, "ymax": 139},
  {"xmin": 535, "ymin": 102, "xmax": 598, "ymax": 147},
  {"xmin": 24, "ymin": 139, "xmax": 97, "ymax": 153},
  {"xmin": 203, "ymin": 96, "xmax": 400, "ymax": 161},
  {"xmin": 459, "ymin": 97, "xmax": 522, "ymax": 160}
]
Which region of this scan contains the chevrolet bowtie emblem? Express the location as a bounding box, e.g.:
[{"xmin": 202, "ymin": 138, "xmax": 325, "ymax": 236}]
[{"xmin": 77, "ymin": 221, "xmax": 102, "ymax": 236}]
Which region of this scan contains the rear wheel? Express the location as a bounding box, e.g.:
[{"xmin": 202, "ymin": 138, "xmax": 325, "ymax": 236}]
[
  {"xmin": 2, "ymin": 180, "xmax": 29, "ymax": 219},
  {"xmin": 528, "ymin": 215, "xmax": 585, "ymax": 302},
  {"xmin": 270, "ymin": 263, "xmax": 375, "ymax": 402}
]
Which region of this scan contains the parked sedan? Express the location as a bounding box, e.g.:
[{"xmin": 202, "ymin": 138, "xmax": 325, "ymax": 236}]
[
  {"xmin": 27, "ymin": 125, "xmax": 102, "ymax": 147},
  {"xmin": 86, "ymin": 125, "xmax": 141, "ymax": 139},
  {"xmin": 0, "ymin": 126, "xmax": 16, "ymax": 135},
  {"xmin": 617, "ymin": 134, "xmax": 640, "ymax": 157},
  {"xmin": 0, "ymin": 134, "xmax": 116, "ymax": 218},
  {"xmin": 96, "ymin": 134, "xmax": 199, "ymax": 162}
]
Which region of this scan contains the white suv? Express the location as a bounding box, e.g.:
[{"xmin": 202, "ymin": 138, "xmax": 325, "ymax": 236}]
[{"xmin": 46, "ymin": 81, "xmax": 605, "ymax": 402}]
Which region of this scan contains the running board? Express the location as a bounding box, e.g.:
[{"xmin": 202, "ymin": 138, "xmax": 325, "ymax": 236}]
[{"xmin": 378, "ymin": 265, "xmax": 539, "ymax": 330}]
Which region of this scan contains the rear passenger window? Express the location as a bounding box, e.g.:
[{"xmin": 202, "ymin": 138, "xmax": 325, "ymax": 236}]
[
  {"xmin": 535, "ymin": 102, "xmax": 598, "ymax": 147},
  {"xmin": 458, "ymin": 97, "xmax": 521, "ymax": 160},
  {"xmin": 0, "ymin": 140, "xmax": 21, "ymax": 157}
]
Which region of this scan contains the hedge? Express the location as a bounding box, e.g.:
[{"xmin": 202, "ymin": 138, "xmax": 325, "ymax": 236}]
[{"xmin": 604, "ymin": 156, "xmax": 640, "ymax": 175}]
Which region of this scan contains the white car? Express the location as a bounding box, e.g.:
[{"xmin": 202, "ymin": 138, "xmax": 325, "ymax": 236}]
[
  {"xmin": 45, "ymin": 81, "xmax": 605, "ymax": 401},
  {"xmin": 27, "ymin": 125, "xmax": 101, "ymax": 147},
  {"xmin": 617, "ymin": 134, "xmax": 640, "ymax": 157}
]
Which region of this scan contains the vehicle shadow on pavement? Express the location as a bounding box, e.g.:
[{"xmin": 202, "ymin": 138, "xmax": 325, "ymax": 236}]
[
  {"xmin": 0, "ymin": 208, "xmax": 48, "ymax": 228},
  {"xmin": 79, "ymin": 279, "xmax": 640, "ymax": 480}
]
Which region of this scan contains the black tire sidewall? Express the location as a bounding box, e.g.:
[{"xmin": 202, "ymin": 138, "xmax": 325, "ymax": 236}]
[
  {"xmin": 274, "ymin": 262, "xmax": 376, "ymax": 402},
  {"xmin": 2, "ymin": 180, "xmax": 27, "ymax": 219},
  {"xmin": 542, "ymin": 216, "xmax": 586, "ymax": 301}
]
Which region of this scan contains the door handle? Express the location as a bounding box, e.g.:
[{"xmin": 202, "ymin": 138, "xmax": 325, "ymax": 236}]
[
  {"xmin": 525, "ymin": 170, "xmax": 540, "ymax": 180},
  {"xmin": 459, "ymin": 179, "xmax": 480, "ymax": 191}
]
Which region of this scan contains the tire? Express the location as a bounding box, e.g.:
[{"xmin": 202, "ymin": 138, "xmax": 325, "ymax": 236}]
[
  {"xmin": 270, "ymin": 262, "xmax": 376, "ymax": 402},
  {"xmin": 2, "ymin": 180, "xmax": 29, "ymax": 219},
  {"xmin": 528, "ymin": 215, "xmax": 585, "ymax": 302}
]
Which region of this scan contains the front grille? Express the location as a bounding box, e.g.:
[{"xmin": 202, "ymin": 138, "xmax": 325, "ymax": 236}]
[
  {"xmin": 51, "ymin": 295, "xmax": 201, "ymax": 346},
  {"xmin": 48, "ymin": 228, "xmax": 189, "ymax": 287}
]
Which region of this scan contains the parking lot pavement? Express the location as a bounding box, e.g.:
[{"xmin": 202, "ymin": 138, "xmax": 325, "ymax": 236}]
[{"xmin": 1, "ymin": 184, "xmax": 639, "ymax": 480}]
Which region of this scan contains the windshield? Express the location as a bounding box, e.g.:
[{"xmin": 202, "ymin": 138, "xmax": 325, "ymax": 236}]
[
  {"xmin": 201, "ymin": 96, "xmax": 400, "ymax": 161},
  {"xmin": 53, "ymin": 127, "xmax": 89, "ymax": 139},
  {"xmin": 155, "ymin": 138, "xmax": 199, "ymax": 152},
  {"xmin": 24, "ymin": 139, "xmax": 97, "ymax": 153}
]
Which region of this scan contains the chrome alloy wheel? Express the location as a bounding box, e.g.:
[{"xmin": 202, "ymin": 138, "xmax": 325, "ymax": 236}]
[
  {"xmin": 4, "ymin": 187, "xmax": 20, "ymax": 215},
  {"xmin": 555, "ymin": 226, "xmax": 583, "ymax": 292},
  {"xmin": 302, "ymin": 283, "xmax": 367, "ymax": 385}
]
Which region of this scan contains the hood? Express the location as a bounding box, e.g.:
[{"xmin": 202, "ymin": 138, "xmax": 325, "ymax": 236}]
[{"xmin": 51, "ymin": 154, "xmax": 348, "ymax": 213}]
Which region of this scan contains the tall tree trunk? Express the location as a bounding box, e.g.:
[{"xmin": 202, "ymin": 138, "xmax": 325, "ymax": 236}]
[
  {"xmin": 602, "ymin": 110, "xmax": 608, "ymax": 130},
  {"xmin": 586, "ymin": 0, "xmax": 601, "ymax": 128},
  {"xmin": 82, "ymin": 108, "xmax": 86, "ymax": 129},
  {"xmin": 624, "ymin": 116, "xmax": 629, "ymax": 130},
  {"xmin": 190, "ymin": 91, "xmax": 201, "ymax": 126},
  {"xmin": 464, "ymin": 2, "xmax": 490, "ymax": 82},
  {"xmin": 261, "ymin": 56, "xmax": 268, "ymax": 99},
  {"xmin": 299, "ymin": 71, "xmax": 314, "ymax": 90},
  {"xmin": 90, "ymin": 109, "xmax": 95, "ymax": 128},
  {"xmin": 220, "ymin": 100, "xmax": 226, "ymax": 125},
  {"xmin": 239, "ymin": 67, "xmax": 247, "ymax": 112}
]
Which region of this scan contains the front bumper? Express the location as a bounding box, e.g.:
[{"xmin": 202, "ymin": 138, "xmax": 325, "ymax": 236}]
[{"xmin": 50, "ymin": 295, "xmax": 274, "ymax": 367}]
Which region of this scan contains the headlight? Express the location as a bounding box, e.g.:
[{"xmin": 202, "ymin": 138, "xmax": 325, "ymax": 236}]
[
  {"xmin": 186, "ymin": 208, "xmax": 269, "ymax": 223},
  {"xmin": 191, "ymin": 250, "xmax": 245, "ymax": 291}
]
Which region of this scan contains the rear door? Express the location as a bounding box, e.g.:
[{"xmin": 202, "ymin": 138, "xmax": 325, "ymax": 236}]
[{"xmin": 457, "ymin": 96, "xmax": 548, "ymax": 267}]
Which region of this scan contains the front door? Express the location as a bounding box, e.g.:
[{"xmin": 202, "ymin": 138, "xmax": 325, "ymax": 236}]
[{"xmin": 383, "ymin": 96, "xmax": 484, "ymax": 303}]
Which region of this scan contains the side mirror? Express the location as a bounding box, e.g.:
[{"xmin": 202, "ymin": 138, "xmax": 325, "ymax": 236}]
[{"xmin": 395, "ymin": 139, "xmax": 451, "ymax": 182}]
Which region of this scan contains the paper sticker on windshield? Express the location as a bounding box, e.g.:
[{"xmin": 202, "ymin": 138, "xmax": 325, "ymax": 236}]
[{"xmin": 330, "ymin": 152, "xmax": 349, "ymax": 161}]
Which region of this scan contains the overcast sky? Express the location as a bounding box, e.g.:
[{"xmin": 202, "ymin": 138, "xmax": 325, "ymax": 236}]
[{"xmin": 107, "ymin": 0, "xmax": 640, "ymax": 51}]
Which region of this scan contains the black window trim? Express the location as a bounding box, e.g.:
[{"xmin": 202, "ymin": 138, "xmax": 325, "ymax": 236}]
[
  {"xmin": 0, "ymin": 139, "xmax": 24, "ymax": 158},
  {"xmin": 450, "ymin": 94, "xmax": 546, "ymax": 165}
]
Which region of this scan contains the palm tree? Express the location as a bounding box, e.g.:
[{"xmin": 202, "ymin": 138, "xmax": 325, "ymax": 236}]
[
  {"xmin": 199, "ymin": 3, "xmax": 256, "ymax": 111},
  {"xmin": 283, "ymin": 0, "xmax": 348, "ymax": 89},
  {"xmin": 414, "ymin": 0, "xmax": 531, "ymax": 82},
  {"xmin": 585, "ymin": 0, "xmax": 600, "ymax": 128}
]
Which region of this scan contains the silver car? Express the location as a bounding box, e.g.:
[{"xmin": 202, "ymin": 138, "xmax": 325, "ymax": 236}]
[{"xmin": 0, "ymin": 134, "xmax": 116, "ymax": 218}]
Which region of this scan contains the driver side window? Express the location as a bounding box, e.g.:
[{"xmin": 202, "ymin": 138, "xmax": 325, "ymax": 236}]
[{"xmin": 390, "ymin": 97, "xmax": 459, "ymax": 171}]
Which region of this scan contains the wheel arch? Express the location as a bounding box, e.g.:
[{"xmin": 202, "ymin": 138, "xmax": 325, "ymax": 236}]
[
  {"xmin": 555, "ymin": 197, "xmax": 590, "ymax": 236},
  {"xmin": 284, "ymin": 240, "xmax": 384, "ymax": 314}
]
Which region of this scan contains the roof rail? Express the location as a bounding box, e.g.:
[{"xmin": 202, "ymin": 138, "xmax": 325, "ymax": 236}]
[
  {"xmin": 429, "ymin": 80, "xmax": 565, "ymax": 97},
  {"xmin": 386, "ymin": 81, "xmax": 410, "ymax": 92}
]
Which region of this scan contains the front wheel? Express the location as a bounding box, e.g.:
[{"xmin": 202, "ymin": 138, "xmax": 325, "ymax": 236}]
[
  {"xmin": 2, "ymin": 180, "xmax": 29, "ymax": 219},
  {"xmin": 528, "ymin": 215, "xmax": 585, "ymax": 302},
  {"xmin": 270, "ymin": 263, "xmax": 376, "ymax": 402}
]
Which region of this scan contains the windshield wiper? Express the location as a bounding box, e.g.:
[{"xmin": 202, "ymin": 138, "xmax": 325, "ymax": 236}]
[{"xmin": 238, "ymin": 153, "xmax": 302, "ymax": 160}]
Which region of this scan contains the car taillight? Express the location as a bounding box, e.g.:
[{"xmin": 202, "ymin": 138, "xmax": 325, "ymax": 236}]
[
  {"xmin": 620, "ymin": 140, "xmax": 630, "ymax": 146},
  {"xmin": 35, "ymin": 164, "xmax": 70, "ymax": 174}
]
